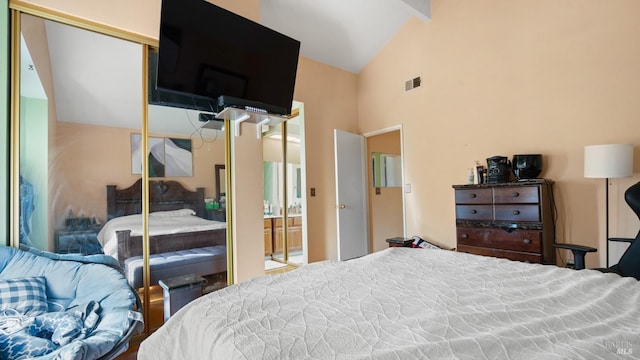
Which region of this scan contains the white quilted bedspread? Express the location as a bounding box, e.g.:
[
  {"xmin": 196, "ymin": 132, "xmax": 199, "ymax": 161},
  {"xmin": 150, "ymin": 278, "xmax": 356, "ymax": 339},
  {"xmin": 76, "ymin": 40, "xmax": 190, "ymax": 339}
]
[{"xmin": 138, "ymin": 248, "xmax": 640, "ymax": 359}]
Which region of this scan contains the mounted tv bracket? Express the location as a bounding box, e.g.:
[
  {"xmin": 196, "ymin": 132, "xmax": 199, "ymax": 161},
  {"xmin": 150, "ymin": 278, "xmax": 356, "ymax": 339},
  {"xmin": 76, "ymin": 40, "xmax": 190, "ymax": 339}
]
[{"xmin": 215, "ymin": 107, "xmax": 289, "ymax": 139}]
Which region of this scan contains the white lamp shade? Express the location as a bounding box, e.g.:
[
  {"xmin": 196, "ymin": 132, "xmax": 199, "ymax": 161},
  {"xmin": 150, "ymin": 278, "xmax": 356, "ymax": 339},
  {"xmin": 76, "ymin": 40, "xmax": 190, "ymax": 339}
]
[{"xmin": 584, "ymin": 144, "xmax": 634, "ymax": 178}]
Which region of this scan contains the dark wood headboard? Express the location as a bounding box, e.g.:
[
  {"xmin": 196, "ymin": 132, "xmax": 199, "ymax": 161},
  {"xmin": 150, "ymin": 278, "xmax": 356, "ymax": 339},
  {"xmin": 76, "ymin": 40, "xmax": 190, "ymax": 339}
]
[{"xmin": 106, "ymin": 179, "xmax": 205, "ymax": 220}]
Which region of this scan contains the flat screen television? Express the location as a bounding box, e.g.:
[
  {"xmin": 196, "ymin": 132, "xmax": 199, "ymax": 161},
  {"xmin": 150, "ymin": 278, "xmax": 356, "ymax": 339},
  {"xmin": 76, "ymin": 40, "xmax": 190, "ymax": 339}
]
[{"xmin": 156, "ymin": 0, "xmax": 301, "ymax": 116}]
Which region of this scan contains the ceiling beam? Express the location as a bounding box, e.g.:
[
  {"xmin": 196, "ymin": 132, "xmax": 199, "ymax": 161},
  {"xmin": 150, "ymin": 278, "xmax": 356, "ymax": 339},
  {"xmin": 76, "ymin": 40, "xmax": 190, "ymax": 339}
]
[{"xmin": 399, "ymin": 0, "xmax": 431, "ymax": 22}]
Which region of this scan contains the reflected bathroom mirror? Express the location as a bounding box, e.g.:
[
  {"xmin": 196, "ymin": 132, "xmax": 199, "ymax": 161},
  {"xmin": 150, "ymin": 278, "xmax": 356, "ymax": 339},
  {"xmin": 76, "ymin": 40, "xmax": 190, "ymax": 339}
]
[
  {"xmin": 262, "ymin": 112, "xmax": 306, "ymax": 269},
  {"xmin": 372, "ymin": 152, "xmax": 402, "ymax": 187}
]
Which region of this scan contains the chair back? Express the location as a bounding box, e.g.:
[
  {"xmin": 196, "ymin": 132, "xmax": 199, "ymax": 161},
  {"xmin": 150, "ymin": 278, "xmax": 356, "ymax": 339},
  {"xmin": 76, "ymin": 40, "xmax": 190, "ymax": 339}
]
[{"xmin": 616, "ymin": 181, "xmax": 640, "ymax": 280}]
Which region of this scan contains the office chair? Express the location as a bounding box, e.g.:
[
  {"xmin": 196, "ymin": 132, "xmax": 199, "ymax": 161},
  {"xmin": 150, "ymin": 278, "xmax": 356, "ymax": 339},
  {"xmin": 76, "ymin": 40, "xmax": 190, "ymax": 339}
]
[{"xmin": 554, "ymin": 180, "xmax": 640, "ymax": 280}]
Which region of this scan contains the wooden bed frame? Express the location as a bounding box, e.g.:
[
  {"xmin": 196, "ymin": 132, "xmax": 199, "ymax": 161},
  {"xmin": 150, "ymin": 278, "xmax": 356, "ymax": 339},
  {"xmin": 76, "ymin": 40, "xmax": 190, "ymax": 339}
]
[{"xmin": 106, "ymin": 178, "xmax": 226, "ymax": 265}]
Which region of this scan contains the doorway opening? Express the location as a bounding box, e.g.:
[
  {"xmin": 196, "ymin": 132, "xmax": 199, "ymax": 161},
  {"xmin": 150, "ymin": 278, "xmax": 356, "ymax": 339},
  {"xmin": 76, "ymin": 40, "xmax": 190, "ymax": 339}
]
[
  {"xmin": 263, "ymin": 102, "xmax": 306, "ymax": 272},
  {"xmin": 364, "ymin": 126, "xmax": 406, "ymax": 252}
]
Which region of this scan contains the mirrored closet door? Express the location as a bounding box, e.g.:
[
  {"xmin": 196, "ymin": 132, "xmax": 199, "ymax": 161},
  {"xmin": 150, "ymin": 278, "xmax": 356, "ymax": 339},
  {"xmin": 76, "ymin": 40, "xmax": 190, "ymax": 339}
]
[
  {"xmin": 146, "ymin": 48, "xmax": 229, "ymax": 331},
  {"xmin": 262, "ymin": 104, "xmax": 307, "ymax": 271},
  {"xmin": 16, "ymin": 11, "xmax": 144, "ymax": 256},
  {"xmin": 11, "ymin": 6, "xmax": 231, "ymax": 337}
]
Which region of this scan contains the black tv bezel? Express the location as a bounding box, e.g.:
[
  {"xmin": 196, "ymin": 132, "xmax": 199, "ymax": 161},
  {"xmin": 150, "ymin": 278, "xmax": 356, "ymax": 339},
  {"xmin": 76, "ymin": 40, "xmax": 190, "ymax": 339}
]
[
  {"xmin": 156, "ymin": 0, "xmax": 300, "ymax": 116},
  {"xmin": 148, "ymin": 49, "xmax": 218, "ymax": 113}
]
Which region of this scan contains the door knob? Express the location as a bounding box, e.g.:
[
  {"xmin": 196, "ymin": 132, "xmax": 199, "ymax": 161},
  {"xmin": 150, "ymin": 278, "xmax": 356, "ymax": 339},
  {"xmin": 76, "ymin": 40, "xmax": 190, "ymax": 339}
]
[{"xmin": 338, "ymin": 204, "xmax": 346, "ymax": 209}]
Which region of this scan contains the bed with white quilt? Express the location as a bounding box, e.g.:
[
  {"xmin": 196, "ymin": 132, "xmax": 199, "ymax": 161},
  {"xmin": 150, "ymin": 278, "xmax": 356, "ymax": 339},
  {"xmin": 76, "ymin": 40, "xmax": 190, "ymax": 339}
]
[
  {"xmin": 138, "ymin": 248, "xmax": 640, "ymax": 359},
  {"xmin": 97, "ymin": 209, "xmax": 226, "ymax": 262},
  {"xmin": 103, "ymin": 179, "xmax": 227, "ymax": 288}
]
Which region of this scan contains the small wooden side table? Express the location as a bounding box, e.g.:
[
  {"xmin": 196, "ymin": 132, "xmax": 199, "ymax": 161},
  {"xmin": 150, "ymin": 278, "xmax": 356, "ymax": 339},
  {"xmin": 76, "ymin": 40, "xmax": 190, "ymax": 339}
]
[{"xmin": 386, "ymin": 237, "xmax": 413, "ymax": 248}]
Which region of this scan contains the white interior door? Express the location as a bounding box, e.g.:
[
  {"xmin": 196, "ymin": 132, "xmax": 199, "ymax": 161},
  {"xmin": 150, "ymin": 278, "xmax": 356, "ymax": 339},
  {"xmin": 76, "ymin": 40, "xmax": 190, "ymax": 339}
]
[{"xmin": 334, "ymin": 129, "xmax": 369, "ymax": 260}]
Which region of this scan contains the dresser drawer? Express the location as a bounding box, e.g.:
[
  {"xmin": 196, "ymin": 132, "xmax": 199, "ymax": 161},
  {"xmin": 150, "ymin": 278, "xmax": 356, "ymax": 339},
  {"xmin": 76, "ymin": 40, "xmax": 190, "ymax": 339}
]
[
  {"xmin": 456, "ymin": 228, "xmax": 542, "ymax": 253},
  {"xmin": 454, "ymin": 188, "xmax": 492, "ymax": 204},
  {"xmin": 493, "ymin": 186, "xmax": 539, "ymax": 204},
  {"xmin": 494, "ymin": 205, "xmax": 540, "ymax": 221},
  {"xmin": 457, "ymin": 245, "xmax": 543, "ymax": 263},
  {"xmin": 455, "ymin": 205, "xmax": 493, "ymax": 220}
]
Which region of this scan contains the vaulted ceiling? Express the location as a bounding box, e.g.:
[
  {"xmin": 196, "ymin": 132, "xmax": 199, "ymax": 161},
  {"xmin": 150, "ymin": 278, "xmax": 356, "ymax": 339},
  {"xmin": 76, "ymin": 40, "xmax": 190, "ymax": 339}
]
[
  {"xmin": 20, "ymin": 1, "xmax": 431, "ymax": 133},
  {"xmin": 261, "ymin": 0, "xmax": 431, "ymax": 73}
]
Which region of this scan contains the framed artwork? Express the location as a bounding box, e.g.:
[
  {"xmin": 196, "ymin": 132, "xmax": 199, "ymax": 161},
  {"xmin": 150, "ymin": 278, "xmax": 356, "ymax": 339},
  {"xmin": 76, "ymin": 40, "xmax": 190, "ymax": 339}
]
[{"xmin": 131, "ymin": 134, "xmax": 192, "ymax": 177}]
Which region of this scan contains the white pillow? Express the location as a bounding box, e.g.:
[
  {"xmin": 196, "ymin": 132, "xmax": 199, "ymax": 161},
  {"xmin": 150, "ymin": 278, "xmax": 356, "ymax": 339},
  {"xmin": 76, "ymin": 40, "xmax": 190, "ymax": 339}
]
[{"xmin": 149, "ymin": 209, "xmax": 196, "ymax": 218}]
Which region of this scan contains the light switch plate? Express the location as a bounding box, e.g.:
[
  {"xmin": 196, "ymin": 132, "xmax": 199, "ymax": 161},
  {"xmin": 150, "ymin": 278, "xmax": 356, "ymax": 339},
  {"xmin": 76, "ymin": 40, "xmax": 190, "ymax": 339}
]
[{"xmin": 405, "ymin": 184, "xmax": 412, "ymax": 193}]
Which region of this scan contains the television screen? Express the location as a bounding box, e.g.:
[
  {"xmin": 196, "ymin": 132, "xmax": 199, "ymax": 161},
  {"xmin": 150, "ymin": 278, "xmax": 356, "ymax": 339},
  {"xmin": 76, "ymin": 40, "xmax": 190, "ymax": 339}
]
[{"xmin": 157, "ymin": 0, "xmax": 300, "ymax": 116}]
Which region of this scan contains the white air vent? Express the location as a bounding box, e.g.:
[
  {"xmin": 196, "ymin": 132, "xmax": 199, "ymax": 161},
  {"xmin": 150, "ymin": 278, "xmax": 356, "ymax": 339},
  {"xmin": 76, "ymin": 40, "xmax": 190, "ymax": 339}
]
[{"xmin": 405, "ymin": 76, "xmax": 422, "ymax": 91}]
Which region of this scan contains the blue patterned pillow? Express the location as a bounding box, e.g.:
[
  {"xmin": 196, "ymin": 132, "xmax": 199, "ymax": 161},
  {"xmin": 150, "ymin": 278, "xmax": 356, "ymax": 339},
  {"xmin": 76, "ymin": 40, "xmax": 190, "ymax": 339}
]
[{"xmin": 0, "ymin": 277, "xmax": 48, "ymax": 316}]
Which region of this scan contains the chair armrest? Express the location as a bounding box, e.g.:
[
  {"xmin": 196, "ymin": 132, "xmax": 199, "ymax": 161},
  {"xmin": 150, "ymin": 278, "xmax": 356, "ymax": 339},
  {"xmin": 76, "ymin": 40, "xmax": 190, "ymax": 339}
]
[
  {"xmin": 553, "ymin": 243, "xmax": 597, "ymax": 270},
  {"xmin": 554, "ymin": 243, "xmax": 598, "ymax": 253},
  {"xmin": 608, "ymin": 237, "xmax": 635, "ymax": 243}
]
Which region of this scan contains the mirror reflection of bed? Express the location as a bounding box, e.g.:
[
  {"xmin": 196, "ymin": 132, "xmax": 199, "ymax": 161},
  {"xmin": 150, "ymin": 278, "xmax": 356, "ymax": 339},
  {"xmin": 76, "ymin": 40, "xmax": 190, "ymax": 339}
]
[
  {"xmin": 103, "ymin": 179, "xmax": 228, "ymax": 332},
  {"xmin": 104, "ymin": 178, "xmax": 227, "ymax": 284}
]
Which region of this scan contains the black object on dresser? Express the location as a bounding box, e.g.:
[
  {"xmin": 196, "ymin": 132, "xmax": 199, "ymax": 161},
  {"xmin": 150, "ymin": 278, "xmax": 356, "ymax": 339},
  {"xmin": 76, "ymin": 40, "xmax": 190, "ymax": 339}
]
[{"xmin": 452, "ymin": 179, "xmax": 555, "ymax": 264}]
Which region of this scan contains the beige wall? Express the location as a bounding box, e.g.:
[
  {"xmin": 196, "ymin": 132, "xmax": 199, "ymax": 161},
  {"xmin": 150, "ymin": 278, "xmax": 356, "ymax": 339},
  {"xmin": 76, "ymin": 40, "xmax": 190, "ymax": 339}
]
[
  {"xmin": 357, "ymin": 0, "xmax": 640, "ymax": 268},
  {"xmin": 367, "ymin": 130, "xmax": 403, "ymax": 252},
  {"xmin": 292, "ymin": 57, "xmax": 359, "ymax": 262},
  {"xmin": 231, "ymin": 121, "xmax": 265, "ymax": 282}
]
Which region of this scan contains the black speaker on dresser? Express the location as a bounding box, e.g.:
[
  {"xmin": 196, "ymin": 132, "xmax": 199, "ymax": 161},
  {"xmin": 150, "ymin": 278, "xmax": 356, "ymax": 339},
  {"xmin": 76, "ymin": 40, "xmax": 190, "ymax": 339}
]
[
  {"xmin": 486, "ymin": 156, "xmax": 510, "ymax": 184},
  {"xmin": 512, "ymin": 154, "xmax": 543, "ymax": 181}
]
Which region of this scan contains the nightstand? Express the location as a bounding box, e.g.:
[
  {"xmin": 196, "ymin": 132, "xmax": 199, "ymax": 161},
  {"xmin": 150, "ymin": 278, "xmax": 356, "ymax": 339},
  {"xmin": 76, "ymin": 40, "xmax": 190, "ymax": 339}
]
[
  {"xmin": 54, "ymin": 226, "xmax": 103, "ymax": 255},
  {"xmin": 386, "ymin": 237, "xmax": 413, "ymax": 248},
  {"xmin": 205, "ymin": 208, "xmax": 226, "ymax": 222}
]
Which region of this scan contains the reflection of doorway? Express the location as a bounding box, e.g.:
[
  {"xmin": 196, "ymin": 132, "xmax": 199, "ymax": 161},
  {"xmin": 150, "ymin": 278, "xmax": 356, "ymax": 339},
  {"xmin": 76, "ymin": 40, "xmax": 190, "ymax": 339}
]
[
  {"xmin": 364, "ymin": 126, "xmax": 405, "ymax": 252},
  {"xmin": 262, "ymin": 102, "xmax": 306, "ymax": 272}
]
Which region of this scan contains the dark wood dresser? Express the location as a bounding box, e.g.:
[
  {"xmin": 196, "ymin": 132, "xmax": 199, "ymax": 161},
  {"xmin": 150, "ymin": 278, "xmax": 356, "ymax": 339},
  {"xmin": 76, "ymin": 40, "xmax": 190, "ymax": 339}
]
[{"xmin": 452, "ymin": 180, "xmax": 555, "ymax": 264}]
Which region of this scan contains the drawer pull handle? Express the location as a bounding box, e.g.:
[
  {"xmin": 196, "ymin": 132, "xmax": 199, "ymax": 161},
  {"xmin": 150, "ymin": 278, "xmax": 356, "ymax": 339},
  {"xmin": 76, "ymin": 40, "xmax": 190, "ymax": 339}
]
[
  {"xmin": 462, "ymin": 234, "xmax": 469, "ymax": 239},
  {"xmin": 470, "ymin": 193, "xmax": 477, "ymax": 198},
  {"xmin": 513, "ymin": 210, "xmax": 520, "ymax": 215},
  {"xmin": 512, "ymin": 192, "xmax": 520, "ymax": 197},
  {"xmin": 470, "ymin": 210, "xmax": 477, "ymax": 214},
  {"xmin": 523, "ymin": 239, "xmax": 531, "ymax": 244}
]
